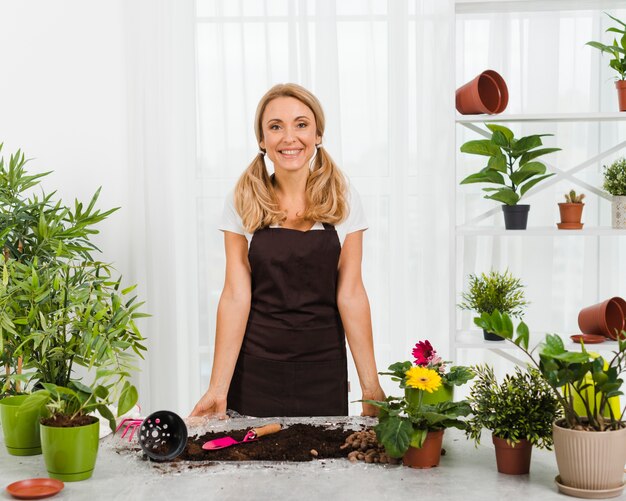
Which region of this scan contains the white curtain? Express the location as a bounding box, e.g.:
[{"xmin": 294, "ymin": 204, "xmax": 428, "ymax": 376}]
[{"xmin": 195, "ymin": 0, "xmax": 456, "ymax": 414}]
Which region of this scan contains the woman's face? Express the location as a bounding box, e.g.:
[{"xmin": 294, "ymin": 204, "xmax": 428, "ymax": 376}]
[{"xmin": 259, "ymin": 96, "xmax": 321, "ymax": 174}]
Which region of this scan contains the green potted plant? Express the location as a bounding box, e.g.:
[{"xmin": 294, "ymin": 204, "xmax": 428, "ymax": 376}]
[
  {"xmin": 458, "ymin": 270, "xmax": 529, "ymax": 341},
  {"xmin": 557, "ymin": 189, "xmax": 585, "ymax": 230},
  {"xmin": 0, "ymin": 145, "xmax": 147, "ymax": 462},
  {"xmin": 466, "ymin": 364, "xmax": 561, "ymax": 475},
  {"xmin": 460, "ymin": 124, "xmax": 559, "ymax": 229},
  {"xmin": 364, "ymin": 340, "xmax": 473, "ymax": 469},
  {"xmin": 586, "ymin": 13, "xmax": 626, "ymax": 111},
  {"xmin": 475, "ymin": 310, "xmax": 626, "ymax": 497},
  {"xmin": 603, "ymin": 157, "xmax": 626, "ymax": 229},
  {"xmin": 20, "ymin": 376, "xmax": 137, "ymax": 481}
]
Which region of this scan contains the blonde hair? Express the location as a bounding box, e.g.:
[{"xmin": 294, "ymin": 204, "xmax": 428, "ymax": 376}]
[{"xmin": 234, "ymin": 83, "xmax": 348, "ymax": 233}]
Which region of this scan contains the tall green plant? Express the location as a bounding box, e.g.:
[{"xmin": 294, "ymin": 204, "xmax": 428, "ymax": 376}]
[
  {"xmin": 460, "ymin": 124, "xmax": 559, "ymax": 205},
  {"xmin": 586, "ymin": 13, "xmax": 626, "ymax": 81},
  {"xmin": 0, "ymin": 144, "xmax": 146, "ymax": 406}
]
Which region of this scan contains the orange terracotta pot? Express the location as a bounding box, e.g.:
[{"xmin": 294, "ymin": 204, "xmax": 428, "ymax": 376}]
[
  {"xmin": 492, "ymin": 436, "xmax": 532, "ymax": 475},
  {"xmin": 402, "ymin": 430, "xmax": 444, "ymax": 469},
  {"xmin": 557, "ymin": 203, "xmax": 584, "ymax": 230},
  {"xmin": 456, "ymin": 70, "xmax": 508, "ymax": 115},
  {"xmin": 616, "ymin": 80, "xmax": 626, "ymax": 112},
  {"xmin": 578, "ymin": 297, "xmax": 626, "ymax": 340}
]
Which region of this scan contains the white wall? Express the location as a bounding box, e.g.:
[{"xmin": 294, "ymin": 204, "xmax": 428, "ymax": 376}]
[{"xmin": 0, "ymin": 0, "xmax": 130, "ymax": 272}]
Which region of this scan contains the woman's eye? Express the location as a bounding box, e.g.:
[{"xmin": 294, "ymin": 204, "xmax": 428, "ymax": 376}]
[
  {"xmin": 269, "ymin": 124, "xmax": 281, "ymax": 130},
  {"xmin": 297, "ymin": 122, "xmax": 307, "ymax": 128}
]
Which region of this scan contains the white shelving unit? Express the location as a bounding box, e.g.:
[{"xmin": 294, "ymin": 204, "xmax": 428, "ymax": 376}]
[{"xmin": 451, "ymin": 2, "xmax": 626, "ymax": 365}]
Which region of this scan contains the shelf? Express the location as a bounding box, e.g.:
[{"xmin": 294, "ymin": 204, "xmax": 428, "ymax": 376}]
[
  {"xmin": 456, "ymin": 112, "xmax": 626, "ymax": 124},
  {"xmin": 457, "ymin": 226, "xmax": 626, "ymax": 236},
  {"xmin": 456, "ymin": 0, "xmax": 626, "ymax": 15},
  {"xmin": 456, "ymin": 331, "xmax": 620, "ymax": 352}
]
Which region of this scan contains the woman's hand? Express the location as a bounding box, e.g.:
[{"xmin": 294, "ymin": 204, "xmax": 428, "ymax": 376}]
[
  {"xmin": 189, "ymin": 390, "xmax": 228, "ymax": 419},
  {"xmin": 360, "ymin": 386, "xmax": 386, "ymax": 417}
]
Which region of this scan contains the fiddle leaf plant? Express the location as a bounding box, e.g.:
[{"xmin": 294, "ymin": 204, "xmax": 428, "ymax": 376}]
[{"xmin": 460, "ymin": 124, "xmax": 559, "ymax": 205}]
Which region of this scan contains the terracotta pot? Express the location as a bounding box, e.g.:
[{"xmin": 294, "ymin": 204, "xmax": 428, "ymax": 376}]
[
  {"xmin": 557, "ymin": 203, "xmax": 584, "ymax": 230},
  {"xmin": 402, "ymin": 429, "xmax": 444, "ymax": 468},
  {"xmin": 553, "ymin": 421, "xmax": 626, "ymax": 497},
  {"xmin": 578, "ymin": 297, "xmax": 626, "ymax": 340},
  {"xmin": 612, "ymin": 196, "xmax": 626, "ymax": 229},
  {"xmin": 492, "ymin": 435, "xmax": 532, "ymax": 475},
  {"xmin": 616, "ymin": 80, "xmax": 626, "ymax": 112},
  {"xmin": 456, "ymin": 70, "xmax": 508, "ymax": 115}
]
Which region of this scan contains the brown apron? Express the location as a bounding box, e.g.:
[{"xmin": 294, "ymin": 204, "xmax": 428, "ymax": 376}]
[{"xmin": 227, "ymin": 223, "xmax": 348, "ymax": 417}]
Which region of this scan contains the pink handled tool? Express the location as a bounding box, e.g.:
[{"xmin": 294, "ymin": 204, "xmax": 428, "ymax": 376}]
[{"xmin": 202, "ymin": 423, "xmax": 282, "ymax": 450}]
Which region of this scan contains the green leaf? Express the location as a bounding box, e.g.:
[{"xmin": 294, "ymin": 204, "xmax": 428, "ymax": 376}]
[
  {"xmin": 486, "ymin": 124, "xmax": 514, "ymax": 142},
  {"xmin": 510, "ymin": 162, "xmax": 547, "ymax": 186},
  {"xmin": 515, "ymin": 321, "xmax": 530, "ymax": 350},
  {"xmin": 485, "ymin": 188, "xmax": 520, "ymax": 205},
  {"xmin": 487, "ymin": 154, "xmax": 507, "ymax": 173},
  {"xmin": 519, "ymin": 148, "xmax": 560, "ymax": 166},
  {"xmin": 375, "ymin": 416, "xmax": 413, "ymax": 458},
  {"xmin": 519, "ymin": 173, "xmax": 555, "ymax": 197},
  {"xmin": 460, "ymin": 140, "xmax": 502, "ymax": 157},
  {"xmin": 409, "ymin": 428, "xmax": 428, "ymax": 448},
  {"xmin": 460, "ymin": 169, "xmax": 505, "ymax": 185},
  {"xmin": 117, "ymin": 382, "xmax": 138, "ymax": 417},
  {"xmin": 491, "ymin": 130, "xmax": 510, "ymax": 148}
]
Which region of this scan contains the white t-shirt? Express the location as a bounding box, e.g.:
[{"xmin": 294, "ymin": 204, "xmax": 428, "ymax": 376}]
[{"xmin": 218, "ymin": 182, "xmax": 368, "ymax": 247}]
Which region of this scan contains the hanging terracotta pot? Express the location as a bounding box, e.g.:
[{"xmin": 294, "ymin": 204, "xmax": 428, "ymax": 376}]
[
  {"xmin": 557, "ymin": 203, "xmax": 584, "ymax": 230},
  {"xmin": 492, "ymin": 435, "xmax": 532, "ymax": 475},
  {"xmin": 402, "ymin": 429, "xmax": 444, "ymax": 468},
  {"xmin": 616, "ymin": 80, "xmax": 626, "ymax": 112},
  {"xmin": 578, "ymin": 297, "xmax": 626, "ymax": 340},
  {"xmin": 456, "ymin": 70, "xmax": 509, "ymax": 115},
  {"xmin": 553, "ymin": 421, "xmax": 626, "ymax": 498}
]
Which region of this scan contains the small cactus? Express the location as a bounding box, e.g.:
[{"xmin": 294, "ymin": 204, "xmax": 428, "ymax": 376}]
[{"xmin": 564, "ymin": 190, "xmax": 585, "ymax": 203}]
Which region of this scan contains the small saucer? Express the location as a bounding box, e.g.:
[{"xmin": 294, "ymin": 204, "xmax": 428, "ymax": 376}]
[
  {"xmin": 6, "ymin": 478, "xmax": 64, "ymax": 500},
  {"xmin": 570, "ymin": 334, "xmax": 607, "ymax": 344},
  {"xmin": 557, "ymin": 222, "xmax": 584, "ymax": 230},
  {"xmin": 555, "ymin": 476, "xmax": 625, "ymax": 499}
]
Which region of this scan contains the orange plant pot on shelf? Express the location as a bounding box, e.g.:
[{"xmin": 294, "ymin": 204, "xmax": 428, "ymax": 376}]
[{"xmin": 557, "ymin": 203, "xmax": 584, "ymax": 230}]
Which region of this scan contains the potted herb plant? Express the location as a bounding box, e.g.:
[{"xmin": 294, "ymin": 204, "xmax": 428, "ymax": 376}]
[
  {"xmin": 603, "ymin": 157, "xmax": 626, "ymax": 229},
  {"xmin": 557, "ymin": 189, "xmax": 585, "ymax": 230},
  {"xmin": 365, "ymin": 340, "xmax": 473, "ymax": 468},
  {"xmin": 475, "ymin": 310, "xmax": 626, "ymax": 498},
  {"xmin": 466, "ymin": 364, "xmax": 561, "ymax": 475},
  {"xmin": 458, "ymin": 270, "xmax": 529, "ymax": 341},
  {"xmin": 586, "ymin": 13, "xmax": 626, "ymax": 111},
  {"xmin": 0, "ymin": 145, "xmax": 147, "ymax": 462},
  {"xmin": 460, "ymin": 124, "xmax": 559, "ymax": 229}
]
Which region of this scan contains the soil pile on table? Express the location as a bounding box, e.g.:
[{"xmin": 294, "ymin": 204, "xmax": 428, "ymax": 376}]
[{"xmin": 179, "ymin": 424, "xmax": 354, "ymax": 462}]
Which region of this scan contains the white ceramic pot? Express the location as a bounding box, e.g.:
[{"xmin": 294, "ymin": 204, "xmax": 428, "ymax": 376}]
[
  {"xmin": 552, "ymin": 421, "xmax": 626, "ymax": 498},
  {"xmin": 611, "ymin": 196, "xmax": 626, "ymax": 229}
]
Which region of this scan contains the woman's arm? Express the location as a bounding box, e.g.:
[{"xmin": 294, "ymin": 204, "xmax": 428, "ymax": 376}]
[
  {"xmin": 190, "ymin": 231, "xmax": 252, "ymax": 418},
  {"xmin": 337, "ymin": 231, "xmax": 385, "ymax": 416}
]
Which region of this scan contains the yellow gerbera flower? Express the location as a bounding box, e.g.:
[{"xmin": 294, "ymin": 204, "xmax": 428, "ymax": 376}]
[{"xmin": 405, "ymin": 366, "xmax": 442, "ymax": 393}]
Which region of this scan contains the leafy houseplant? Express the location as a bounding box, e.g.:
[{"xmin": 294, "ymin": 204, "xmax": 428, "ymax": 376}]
[
  {"xmin": 474, "ymin": 310, "xmax": 626, "ymax": 495},
  {"xmin": 557, "ymin": 189, "xmax": 585, "ymax": 230},
  {"xmin": 460, "ymin": 124, "xmax": 559, "ymax": 229},
  {"xmin": 586, "ymin": 13, "xmax": 626, "ymax": 111},
  {"xmin": 466, "ymin": 365, "xmax": 561, "ymax": 474},
  {"xmin": 365, "ymin": 340, "xmax": 473, "ymax": 468},
  {"xmin": 0, "ymin": 145, "xmax": 147, "ymax": 466},
  {"xmin": 603, "ymin": 157, "xmax": 626, "ymax": 229},
  {"xmin": 458, "ymin": 270, "xmax": 528, "ymax": 341}
]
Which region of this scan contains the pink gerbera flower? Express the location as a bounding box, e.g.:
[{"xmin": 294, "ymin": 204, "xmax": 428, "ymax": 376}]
[{"xmin": 412, "ymin": 340, "xmax": 434, "ymax": 366}]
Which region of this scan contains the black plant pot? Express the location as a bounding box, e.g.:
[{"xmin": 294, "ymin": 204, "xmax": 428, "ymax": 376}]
[
  {"xmin": 483, "ymin": 329, "xmax": 504, "ymax": 341},
  {"xmin": 502, "ymin": 204, "xmax": 530, "ymax": 230}
]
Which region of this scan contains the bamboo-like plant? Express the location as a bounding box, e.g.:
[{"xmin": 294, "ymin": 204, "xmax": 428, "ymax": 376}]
[
  {"xmin": 586, "ymin": 13, "xmax": 626, "ymax": 81},
  {"xmin": 0, "ymin": 144, "xmax": 146, "ymax": 419}
]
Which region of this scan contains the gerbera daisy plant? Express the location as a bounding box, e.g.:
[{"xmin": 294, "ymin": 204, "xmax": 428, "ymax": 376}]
[{"xmin": 363, "ymin": 340, "xmax": 474, "ymax": 459}]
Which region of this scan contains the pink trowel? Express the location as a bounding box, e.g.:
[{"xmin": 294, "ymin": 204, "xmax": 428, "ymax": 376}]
[{"xmin": 202, "ymin": 423, "xmax": 282, "ymax": 450}]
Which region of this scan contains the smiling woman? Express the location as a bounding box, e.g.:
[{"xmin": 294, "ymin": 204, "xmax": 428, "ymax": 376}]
[{"xmin": 191, "ymin": 83, "xmax": 385, "ymax": 419}]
